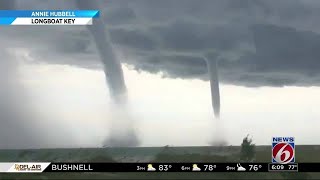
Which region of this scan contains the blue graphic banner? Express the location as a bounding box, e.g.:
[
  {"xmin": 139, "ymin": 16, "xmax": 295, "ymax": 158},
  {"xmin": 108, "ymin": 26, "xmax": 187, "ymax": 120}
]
[
  {"xmin": 0, "ymin": 18, "xmax": 16, "ymax": 25},
  {"xmin": 0, "ymin": 10, "xmax": 99, "ymax": 18}
]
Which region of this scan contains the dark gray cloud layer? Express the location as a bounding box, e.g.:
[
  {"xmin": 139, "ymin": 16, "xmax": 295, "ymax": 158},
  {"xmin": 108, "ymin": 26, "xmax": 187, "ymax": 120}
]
[{"xmin": 1, "ymin": 0, "xmax": 320, "ymax": 87}]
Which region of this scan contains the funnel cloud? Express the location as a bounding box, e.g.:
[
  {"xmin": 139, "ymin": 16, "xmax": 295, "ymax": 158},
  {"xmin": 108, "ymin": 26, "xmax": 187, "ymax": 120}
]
[
  {"xmin": 76, "ymin": 0, "xmax": 127, "ymax": 104},
  {"xmin": 204, "ymin": 57, "xmax": 221, "ymax": 119},
  {"xmin": 76, "ymin": 0, "xmax": 139, "ymax": 147}
]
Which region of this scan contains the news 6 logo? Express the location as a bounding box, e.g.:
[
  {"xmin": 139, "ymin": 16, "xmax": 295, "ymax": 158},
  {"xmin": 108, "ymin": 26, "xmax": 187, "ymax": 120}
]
[{"xmin": 272, "ymin": 137, "xmax": 295, "ymax": 164}]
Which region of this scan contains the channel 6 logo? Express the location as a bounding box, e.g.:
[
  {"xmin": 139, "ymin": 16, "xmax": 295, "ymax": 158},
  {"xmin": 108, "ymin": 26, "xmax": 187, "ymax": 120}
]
[{"xmin": 272, "ymin": 137, "xmax": 295, "ymax": 164}]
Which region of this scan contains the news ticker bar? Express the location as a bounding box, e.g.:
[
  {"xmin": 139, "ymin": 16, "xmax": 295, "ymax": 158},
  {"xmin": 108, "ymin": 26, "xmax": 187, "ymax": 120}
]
[
  {"xmin": 2, "ymin": 163, "xmax": 320, "ymax": 173},
  {"xmin": 0, "ymin": 10, "xmax": 99, "ymax": 25}
]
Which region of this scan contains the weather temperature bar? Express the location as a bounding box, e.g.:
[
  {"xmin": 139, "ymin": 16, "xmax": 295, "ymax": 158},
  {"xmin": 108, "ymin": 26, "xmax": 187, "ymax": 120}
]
[
  {"xmin": 42, "ymin": 163, "xmax": 269, "ymax": 172},
  {"xmin": 40, "ymin": 162, "xmax": 320, "ymax": 172},
  {"xmin": 7, "ymin": 162, "xmax": 317, "ymax": 172},
  {"xmin": 8, "ymin": 162, "xmax": 320, "ymax": 173},
  {"xmin": 39, "ymin": 162, "xmax": 320, "ymax": 172}
]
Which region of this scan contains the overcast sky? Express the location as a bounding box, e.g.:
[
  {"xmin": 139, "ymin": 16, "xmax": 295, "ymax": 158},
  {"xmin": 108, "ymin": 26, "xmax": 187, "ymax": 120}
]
[{"xmin": 0, "ymin": 0, "xmax": 320, "ymax": 148}]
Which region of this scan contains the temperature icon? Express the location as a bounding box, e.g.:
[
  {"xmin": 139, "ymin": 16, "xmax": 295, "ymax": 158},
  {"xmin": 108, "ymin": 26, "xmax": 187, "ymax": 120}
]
[{"xmin": 237, "ymin": 164, "xmax": 246, "ymax": 171}]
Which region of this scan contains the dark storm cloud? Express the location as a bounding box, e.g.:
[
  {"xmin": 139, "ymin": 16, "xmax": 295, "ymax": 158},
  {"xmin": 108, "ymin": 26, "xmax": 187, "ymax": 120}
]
[
  {"xmin": 109, "ymin": 28, "xmax": 158, "ymax": 51},
  {"xmin": 2, "ymin": 0, "xmax": 320, "ymax": 87},
  {"xmin": 0, "ymin": 0, "xmax": 15, "ymax": 9},
  {"xmin": 132, "ymin": 55, "xmax": 208, "ymax": 78},
  {"xmin": 149, "ymin": 21, "xmax": 251, "ymax": 52},
  {"xmin": 104, "ymin": 6, "xmax": 137, "ymax": 25},
  {"xmin": 251, "ymin": 24, "xmax": 320, "ymax": 74}
]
